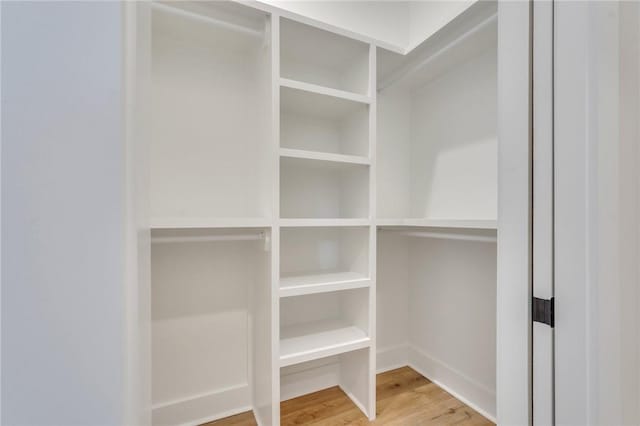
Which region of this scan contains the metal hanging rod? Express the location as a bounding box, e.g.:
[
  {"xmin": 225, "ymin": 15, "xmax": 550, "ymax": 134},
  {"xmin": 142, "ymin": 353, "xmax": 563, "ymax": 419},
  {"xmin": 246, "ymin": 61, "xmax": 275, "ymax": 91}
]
[{"xmin": 152, "ymin": 2, "xmax": 263, "ymax": 39}]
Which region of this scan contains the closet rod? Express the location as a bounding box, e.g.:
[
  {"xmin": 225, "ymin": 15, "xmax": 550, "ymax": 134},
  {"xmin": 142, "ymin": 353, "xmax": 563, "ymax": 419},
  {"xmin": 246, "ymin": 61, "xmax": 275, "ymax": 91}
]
[
  {"xmin": 395, "ymin": 231, "xmax": 496, "ymax": 243},
  {"xmin": 378, "ymin": 12, "xmax": 498, "ymax": 92},
  {"xmin": 151, "ymin": 233, "xmax": 265, "ymax": 244},
  {"xmin": 151, "ymin": 2, "xmax": 263, "ymax": 39}
]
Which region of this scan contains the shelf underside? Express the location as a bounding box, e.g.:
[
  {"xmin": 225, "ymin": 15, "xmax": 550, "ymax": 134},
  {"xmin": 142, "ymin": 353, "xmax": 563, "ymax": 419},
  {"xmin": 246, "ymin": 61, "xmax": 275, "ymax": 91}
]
[
  {"xmin": 150, "ymin": 217, "xmax": 272, "ymax": 229},
  {"xmin": 376, "ymin": 218, "xmax": 497, "ymax": 230},
  {"xmin": 280, "ymin": 319, "xmax": 370, "ymax": 367}
]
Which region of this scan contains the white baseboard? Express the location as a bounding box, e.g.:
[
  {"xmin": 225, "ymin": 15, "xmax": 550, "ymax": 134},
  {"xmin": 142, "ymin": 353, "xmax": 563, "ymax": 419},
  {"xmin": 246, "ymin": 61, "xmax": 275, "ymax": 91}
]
[
  {"xmin": 151, "ymin": 384, "xmax": 251, "ymax": 426},
  {"xmin": 150, "ymin": 348, "xmax": 495, "ymax": 425},
  {"xmin": 376, "ymin": 344, "xmax": 409, "ymax": 373},
  {"xmin": 408, "ymin": 346, "xmax": 496, "ymax": 422}
]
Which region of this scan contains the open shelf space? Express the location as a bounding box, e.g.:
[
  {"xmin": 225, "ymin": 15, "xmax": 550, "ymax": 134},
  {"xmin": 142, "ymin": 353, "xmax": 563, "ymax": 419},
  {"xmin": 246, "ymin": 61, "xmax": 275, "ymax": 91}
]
[
  {"xmin": 280, "ymin": 157, "xmax": 369, "ymax": 219},
  {"xmin": 280, "ymin": 85, "xmax": 369, "ymax": 158},
  {"xmin": 280, "ymin": 271, "xmax": 370, "ymax": 298},
  {"xmin": 281, "ymin": 226, "xmax": 369, "ymax": 278},
  {"xmin": 151, "ymin": 1, "xmax": 271, "ymax": 221},
  {"xmin": 280, "ymin": 147, "xmax": 370, "ymax": 166},
  {"xmin": 377, "ymin": 41, "xmax": 497, "ymax": 223},
  {"xmin": 151, "ymin": 226, "xmax": 271, "ymax": 424},
  {"xmin": 280, "ymin": 319, "xmax": 370, "ymax": 367},
  {"xmin": 280, "ymin": 288, "xmax": 370, "ymax": 368},
  {"xmin": 280, "ymin": 17, "xmax": 370, "ymax": 96},
  {"xmin": 280, "ymin": 77, "xmax": 372, "ymax": 104}
]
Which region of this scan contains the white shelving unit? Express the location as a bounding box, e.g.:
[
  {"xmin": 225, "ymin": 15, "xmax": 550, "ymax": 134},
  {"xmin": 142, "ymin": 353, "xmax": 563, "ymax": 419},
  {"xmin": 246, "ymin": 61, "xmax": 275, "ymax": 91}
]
[
  {"xmin": 276, "ymin": 15, "xmax": 377, "ymax": 422},
  {"xmin": 145, "ymin": 1, "xmax": 498, "ymax": 425}
]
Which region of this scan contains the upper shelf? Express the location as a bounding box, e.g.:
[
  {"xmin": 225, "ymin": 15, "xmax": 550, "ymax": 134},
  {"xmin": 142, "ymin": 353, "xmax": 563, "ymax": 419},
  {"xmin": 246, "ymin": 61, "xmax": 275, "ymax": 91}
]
[
  {"xmin": 376, "ymin": 218, "xmax": 497, "ymax": 230},
  {"xmin": 151, "ymin": 217, "xmax": 272, "ymax": 230},
  {"xmin": 377, "ymin": 1, "xmax": 497, "ymax": 92},
  {"xmin": 280, "ymin": 17, "xmax": 370, "ymax": 96}
]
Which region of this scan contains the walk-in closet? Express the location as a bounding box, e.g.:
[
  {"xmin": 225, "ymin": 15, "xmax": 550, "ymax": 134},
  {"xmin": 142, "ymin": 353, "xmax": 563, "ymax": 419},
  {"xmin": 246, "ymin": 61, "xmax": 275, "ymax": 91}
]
[{"xmin": 147, "ymin": 1, "xmax": 498, "ymax": 425}]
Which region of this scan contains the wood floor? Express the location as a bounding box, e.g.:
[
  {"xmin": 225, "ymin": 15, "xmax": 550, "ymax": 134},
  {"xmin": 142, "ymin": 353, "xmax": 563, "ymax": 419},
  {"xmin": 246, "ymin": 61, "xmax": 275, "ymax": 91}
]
[{"xmin": 204, "ymin": 367, "xmax": 493, "ymax": 426}]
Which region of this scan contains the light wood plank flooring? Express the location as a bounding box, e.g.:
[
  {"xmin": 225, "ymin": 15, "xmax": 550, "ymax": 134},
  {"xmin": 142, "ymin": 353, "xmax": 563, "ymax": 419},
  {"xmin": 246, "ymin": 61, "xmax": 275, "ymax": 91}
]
[{"xmin": 204, "ymin": 367, "xmax": 493, "ymax": 426}]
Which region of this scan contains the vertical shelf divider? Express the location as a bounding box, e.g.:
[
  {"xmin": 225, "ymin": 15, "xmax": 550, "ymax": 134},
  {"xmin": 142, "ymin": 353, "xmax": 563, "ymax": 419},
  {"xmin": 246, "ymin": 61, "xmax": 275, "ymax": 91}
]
[
  {"xmin": 270, "ymin": 13, "xmax": 281, "ymax": 426},
  {"xmin": 366, "ymin": 42, "xmax": 377, "ymax": 421}
]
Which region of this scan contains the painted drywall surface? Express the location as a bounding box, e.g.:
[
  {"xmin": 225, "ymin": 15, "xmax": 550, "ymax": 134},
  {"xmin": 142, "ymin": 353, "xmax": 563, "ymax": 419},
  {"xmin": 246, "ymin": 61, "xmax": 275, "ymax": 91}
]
[
  {"xmin": 408, "ymin": 238, "xmax": 497, "ymax": 417},
  {"xmin": 1, "ymin": 2, "xmax": 126, "ymax": 424},
  {"xmin": 259, "ymin": 1, "xmax": 477, "ymax": 53},
  {"xmin": 261, "ymin": 0, "xmax": 410, "ymax": 48},
  {"xmin": 407, "ymin": 1, "xmax": 475, "ymax": 51},
  {"xmin": 410, "ymin": 48, "xmax": 497, "ymax": 220},
  {"xmin": 376, "ymin": 89, "xmax": 412, "ymax": 219}
]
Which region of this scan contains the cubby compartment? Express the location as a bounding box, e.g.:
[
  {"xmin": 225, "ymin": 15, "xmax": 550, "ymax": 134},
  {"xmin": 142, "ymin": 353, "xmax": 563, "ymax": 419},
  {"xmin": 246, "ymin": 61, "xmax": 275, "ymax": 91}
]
[
  {"xmin": 280, "ymin": 157, "xmax": 369, "ymax": 219},
  {"xmin": 280, "ymin": 86, "xmax": 370, "ymax": 158},
  {"xmin": 280, "ymin": 18, "xmax": 370, "ymax": 96},
  {"xmin": 279, "ymin": 288, "xmax": 370, "ymax": 367},
  {"xmin": 280, "ymin": 226, "xmax": 369, "ymax": 298},
  {"xmin": 150, "ymin": 2, "xmax": 271, "ymax": 224},
  {"xmin": 150, "ymin": 227, "xmax": 271, "ymax": 425},
  {"xmin": 280, "ymin": 348, "xmax": 373, "ymax": 416}
]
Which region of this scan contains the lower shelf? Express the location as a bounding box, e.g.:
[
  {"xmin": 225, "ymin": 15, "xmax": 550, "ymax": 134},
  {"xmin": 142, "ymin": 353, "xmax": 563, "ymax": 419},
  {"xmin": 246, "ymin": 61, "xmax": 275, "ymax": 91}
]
[
  {"xmin": 279, "ymin": 272, "xmax": 370, "ymax": 298},
  {"xmin": 280, "ymin": 319, "xmax": 370, "ymax": 367}
]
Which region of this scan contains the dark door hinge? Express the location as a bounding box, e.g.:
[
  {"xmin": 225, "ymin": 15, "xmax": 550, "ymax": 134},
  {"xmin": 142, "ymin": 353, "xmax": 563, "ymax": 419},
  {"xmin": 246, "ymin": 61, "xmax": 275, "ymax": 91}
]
[{"xmin": 533, "ymin": 297, "xmax": 554, "ymax": 328}]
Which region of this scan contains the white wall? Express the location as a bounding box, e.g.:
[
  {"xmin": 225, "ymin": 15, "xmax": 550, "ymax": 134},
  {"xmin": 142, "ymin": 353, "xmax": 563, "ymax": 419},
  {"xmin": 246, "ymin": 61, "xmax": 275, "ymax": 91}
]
[
  {"xmin": 407, "ymin": 1, "xmax": 475, "ymax": 51},
  {"xmin": 260, "ymin": 0, "xmax": 409, "ymax": 48},
  {"xmin": 259, "ymin": 1, "xmax": 477, "ymax": 53},
  {"xmin": 408, "ymin": 238, "xmax": 496, "ymax": 419},
  {"xmin": 410, "ymin": 48, "xmax": 497, "ymax": 220},
  {"xmin": 2, "ymin": 2, "xmax": 128, "ymax": 424}
]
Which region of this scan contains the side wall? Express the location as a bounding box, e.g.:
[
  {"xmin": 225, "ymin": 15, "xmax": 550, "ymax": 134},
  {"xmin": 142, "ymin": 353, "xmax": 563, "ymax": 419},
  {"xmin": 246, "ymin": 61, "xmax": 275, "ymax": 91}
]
[{"xmin": 1, "ymin": 3, "xmax": 128, "ymax": 424}]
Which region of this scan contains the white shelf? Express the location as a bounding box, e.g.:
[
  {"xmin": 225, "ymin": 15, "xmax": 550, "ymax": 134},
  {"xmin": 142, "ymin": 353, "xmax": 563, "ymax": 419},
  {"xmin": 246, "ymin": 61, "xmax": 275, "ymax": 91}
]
[
  {"xmin": 279, "ymin": 319, "xmax": 370, "ymax": 367},
  {"xmin": 151, "ymin": 217, "xmax": 272, "ymax": 229},
  {"xmin": 280, "ymin": 78, "xmax": 371, "ymax": 105},
  {"xmin": 280, "ymin": 272, "xmax": 370, "ymax": 298},
  {"xmin": 280, "ymin": 218, "xmax": 370, "ymax": 227},
  {"xmin": 280, "ymin": 84, "xmax": 369, "ymax": 122},
  {"xmin": 376, "ymin": 218, "xmax": 497, "ymax": 230},
  {"xmin": 280, "ymin": 148, "xmax": 370, "ymax": 166}
]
